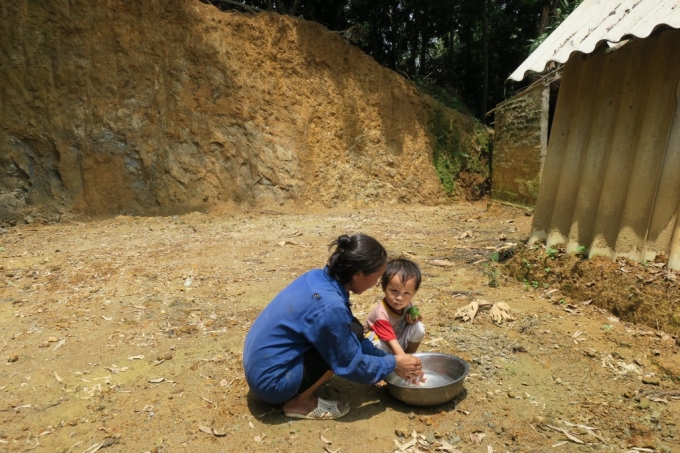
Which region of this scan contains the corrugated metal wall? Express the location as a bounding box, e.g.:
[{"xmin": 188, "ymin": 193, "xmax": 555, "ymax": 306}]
[{"xmin": 528, "ymin": 30, "xmax": 680, "ymax": 268}]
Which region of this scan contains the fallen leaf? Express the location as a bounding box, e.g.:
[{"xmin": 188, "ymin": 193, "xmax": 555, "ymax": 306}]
[
  {"xmin": 148, "ymin": 377, "xmax": 165, "ymax": 383},
  {"xmin": 198, "ymin": 425, "xmax": 213, "ymax": 435}
]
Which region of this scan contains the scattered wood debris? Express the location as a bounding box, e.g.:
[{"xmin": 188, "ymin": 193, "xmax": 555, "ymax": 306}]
[{"xmin": 454, "ymin": 299, "xmax": 514, "ymax": 325}]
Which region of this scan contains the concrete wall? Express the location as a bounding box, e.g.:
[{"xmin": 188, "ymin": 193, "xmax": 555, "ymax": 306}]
[{"xmin": 491, "ymin": 83, "xmax": 549, "ymax": 207}]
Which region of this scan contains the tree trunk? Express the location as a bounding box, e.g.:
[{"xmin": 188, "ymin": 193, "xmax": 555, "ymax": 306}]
[{"xmin": 479, "ymin": 0, "xmax": 488, "ymax": 120}]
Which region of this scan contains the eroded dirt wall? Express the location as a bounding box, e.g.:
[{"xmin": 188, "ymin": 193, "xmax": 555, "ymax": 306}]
[{"xmin": 0, "ymin": 0, "xmax": 476, "ymax": 217}]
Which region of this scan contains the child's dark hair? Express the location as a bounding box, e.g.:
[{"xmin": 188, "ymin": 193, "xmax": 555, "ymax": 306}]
[
  {"xmin": 327, "ymin": 234, "xmax": 387, "ymax": 284},
  {"xmin": 381, "ymin": 258, "xmax": 422, "ymax": 291}
]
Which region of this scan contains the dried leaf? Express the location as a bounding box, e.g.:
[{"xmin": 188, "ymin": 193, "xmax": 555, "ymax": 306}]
[
  {"xmin": 458, "ymin": 230, "xmax": 474, "ymax": 239},
  {"xmin": 199, "ymin": 425, "xmax": 213, "ymax": 435},
  {"xmin": 320, "ymin": 435, "xmax": 332, "ymax": 444},
  {"xmin": 430, "ymin": 259, "xmax": 454, "ymax": 267},
  {"xmin": 454, "ymin": 301, "xmax": 479, "ymax": 323},
  {"xmin": 490, "ymin": 302, "xmax": 515, "ymax": 324},
  {"xmin": 148, "ymin": 377, "xmax": 165, "ymax": 383}
]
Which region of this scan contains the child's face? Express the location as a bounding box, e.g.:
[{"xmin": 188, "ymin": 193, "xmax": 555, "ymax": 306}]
[{"xmin": 383, "ymin": 275, "xmax": 417, "ymax": 313}]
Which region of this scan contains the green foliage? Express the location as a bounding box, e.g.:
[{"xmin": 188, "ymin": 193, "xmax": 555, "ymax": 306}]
[
  {"xmin": 575, "ymin": 245, "xmax": 589, "ymax": 258},
  {"xmin": 527, "ymin": 0, "xmax": 584, "ymax": 52},
  {"xmin": 546, "ymin": 247, "xmax": 558, "ymax": 260},
  {"xmin": 428, "ymin": 104, "xmax": 489, "ymax": 194},
  {"xmin": 482, "ymin": 262, "xmax": 499, "ymax": 288}
]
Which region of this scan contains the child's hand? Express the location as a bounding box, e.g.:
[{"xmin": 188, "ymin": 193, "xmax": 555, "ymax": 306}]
[
  {"xmin": 406, "ymin": 313, "xmax": 422, "ymax": 324},
  {"xmin": 406, "ymin": 306, "xmax": 422, "ymax": 324}
]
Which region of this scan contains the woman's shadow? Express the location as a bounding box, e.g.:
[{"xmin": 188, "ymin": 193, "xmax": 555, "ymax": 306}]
[{"xmin": 246, "ymin": 378, "xmax": 469, "ymax": 425}]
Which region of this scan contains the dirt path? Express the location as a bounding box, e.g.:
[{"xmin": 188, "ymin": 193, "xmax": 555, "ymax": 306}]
[{"xmin": 1, "ymin": 202, "xmax": 679, "ymax": 453}]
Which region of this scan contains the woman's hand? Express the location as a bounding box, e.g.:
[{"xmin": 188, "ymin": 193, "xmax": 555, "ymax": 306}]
[{"xmin": 394, "ymin": 353, "xmax": 423, "ymax": 381}]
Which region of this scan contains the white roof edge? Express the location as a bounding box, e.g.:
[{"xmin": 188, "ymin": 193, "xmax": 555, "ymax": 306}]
[{"xmin": 508, "ymin": 0, "xmax": 680, "ymax": 82}]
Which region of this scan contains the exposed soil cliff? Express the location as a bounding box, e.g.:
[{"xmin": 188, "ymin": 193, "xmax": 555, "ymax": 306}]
[{"xmin": 0, "ymin": 1, "xmax": 487, "ymax": 219}]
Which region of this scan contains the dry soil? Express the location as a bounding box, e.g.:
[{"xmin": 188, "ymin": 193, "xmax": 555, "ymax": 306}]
[{"xmin": 1, "ymin": 202, "xmax": 679, "ymax": 453}]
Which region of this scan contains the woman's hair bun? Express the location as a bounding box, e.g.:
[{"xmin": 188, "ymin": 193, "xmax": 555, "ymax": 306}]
[{"xmin": 337, "ymin": 235, "xmax": 351, "ymax": 248}]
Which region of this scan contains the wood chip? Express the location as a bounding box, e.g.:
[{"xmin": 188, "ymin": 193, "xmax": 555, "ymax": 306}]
[
  {"xmin": 53, "ymin": 339, "xmax": 65, "ymax": 352},
  {"xmin": 148, "ymin": 377, "xmax": 165, "ymax": 383},
  {"xmin": 546, "ymin": 424, "xmax": 584, "ymax": 444},
  {"xmin": 198, "ymin": 425, "xmax": 213, "ymax": 435},
  {"xmin": 82, "ymin": 442, "xmax": 105, "ymax": 453}
]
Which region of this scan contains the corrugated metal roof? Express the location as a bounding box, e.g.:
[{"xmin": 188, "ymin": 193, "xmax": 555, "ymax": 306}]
[{"xmin": 508, "ymin": 0, "xmax": 680, "ymax": 82}]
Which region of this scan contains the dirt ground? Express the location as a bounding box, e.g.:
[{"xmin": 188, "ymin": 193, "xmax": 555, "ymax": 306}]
[{"xmin": 2, "ymin": 201, "xmax": 680, "ymax": 453}]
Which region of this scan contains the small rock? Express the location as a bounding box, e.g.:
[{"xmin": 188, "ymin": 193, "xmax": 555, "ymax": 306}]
[
  {"xmin": 623, "ymin": 390, "xmax": 635, "ymax": 399},
  {"xmin": 447, "ymin": 435, "xmax": 461, "ymax": 444},
  {"xmin": 494, "ymin": 427, "xmax": 503, "ymax": 435},
  {"xmin": 395, "ymin": 428, "xmax": 407, "ymax": 438},
  {"xmin": 408, "ymin": 412, "xmax": 415, "ymax": 420},
  {"xmin": 675, "ymin": 336, "xmax": 680, "ymax": 347},
  {"xmin": 8, "ymin": 354, "xmax": 18, "ymax": 363},
  {"xmin": 641, "ymin": 376, "xmax": 660, "ymax": 386},
  {"xmin": 652, "ymin": 350, "xmax": 661, "ymax": 356},
  {"xmin": 586, "ymin": 350, "xmax": 597, "ymax": 358},
  {"xmin": 637, "ymin": 397, "xmax": 650, "ymax": 409}
]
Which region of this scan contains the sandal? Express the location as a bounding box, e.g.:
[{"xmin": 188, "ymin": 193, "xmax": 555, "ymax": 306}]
[{"xmin": 284, "ymin": 397, "xmax": 349, "ymax": 420}]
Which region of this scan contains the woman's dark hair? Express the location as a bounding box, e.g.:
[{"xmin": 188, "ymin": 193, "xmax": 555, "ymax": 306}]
[
  {"xmin": 381, "ymin": 258, "xmax": 422, "ymax": 291},
  {"xmin": 327, "ymin": 234, "xmax": 387, "ymax": 284}
]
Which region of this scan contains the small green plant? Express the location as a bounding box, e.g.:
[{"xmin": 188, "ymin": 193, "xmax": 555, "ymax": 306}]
[
  {"xmin": 543, "ymin": 282, "xmax": 550, "ymax": 289},
  {"xmin": 546, "ymin": 247, "xmax": 559, "ymax": 260},
  {"xmin": 559, "ymin": 298, "xmax": 566, "ymax": 304},
  {"xmin": 482, "ymin": 262, "xmax": 500, "ymax": 288},
  {"xmin": 531, "ymin": 280, "xmax": 539, "ymax": 289},
  {"xmin": 523, "ymin": 278, "xmax": 530, "ymax": 290},
  {"xmin": 490, "ymin": 251, "xmax": 500, "ymax": 263},
  {"xmin": 575, "ymin": 245, "xmax": 588, "ymax": 258},
  {"xmin": 544, "ymin": 267, "xmax": 551, "ymax": 273},
  {"xmin": 522, "ymin": 258, "xmax": 531, "ymax": 269}
]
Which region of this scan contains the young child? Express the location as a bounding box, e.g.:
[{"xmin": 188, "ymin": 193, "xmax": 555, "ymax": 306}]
[{"xmin": 364, "ymin": 258, "xmax": 425, "ymax": 356}]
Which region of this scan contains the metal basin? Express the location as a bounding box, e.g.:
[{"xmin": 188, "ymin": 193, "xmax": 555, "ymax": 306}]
[{"xmin": 385, "ymin": 352, "xmax": 470, "ymax": 407}]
